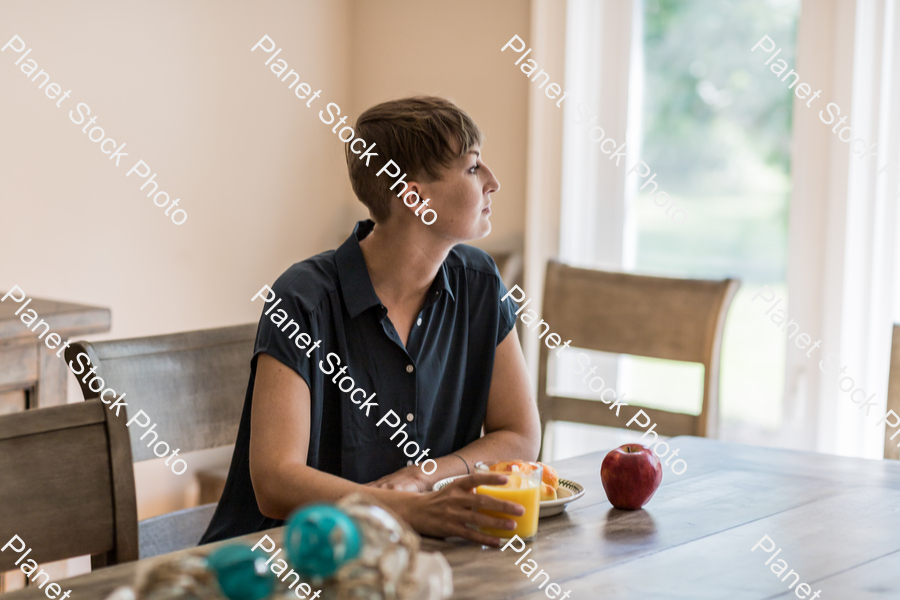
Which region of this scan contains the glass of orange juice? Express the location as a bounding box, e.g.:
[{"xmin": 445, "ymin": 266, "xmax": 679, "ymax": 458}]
[{"xmin": 474, "ymin": 460, "xmax": 542, "ymax": 541}]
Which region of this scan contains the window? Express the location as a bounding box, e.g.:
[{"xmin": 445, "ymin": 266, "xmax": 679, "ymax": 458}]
[
  {"xmin": 633, "ymin": 0, "xmax": 800, "ymax": 444},
  {"xmin": 552, "ymin": 0, "xmax": 801, "ymax": 457}
]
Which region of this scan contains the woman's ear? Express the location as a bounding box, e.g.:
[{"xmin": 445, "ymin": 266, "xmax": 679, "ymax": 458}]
[{"xmin": 398, "ymin": 180, "xmax": 426, "ymax": 215}]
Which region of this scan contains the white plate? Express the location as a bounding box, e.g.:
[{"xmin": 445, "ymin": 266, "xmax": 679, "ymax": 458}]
[{"xmin": 431, "ymin": 476, "xmax": 585, "ymax": 518}]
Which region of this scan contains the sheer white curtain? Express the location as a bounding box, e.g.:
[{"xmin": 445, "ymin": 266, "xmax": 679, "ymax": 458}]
[
  {"xmin": 521, "ymin": 0, "xmax": 567, "ymax": 383},
  {"xmin": 558, "ymin": 0, "xmax": 640, "ymax": 271},
  {"xmin": 785, "ymin": 0, "xmax": 900, "ymax": 458},
  {"xmin": 541, "ymin": 0, "xmax": 642, "ymax": 459}
]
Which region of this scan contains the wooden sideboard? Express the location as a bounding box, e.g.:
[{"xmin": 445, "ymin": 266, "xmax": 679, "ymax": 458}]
[{"xmin": 0, "ymin": 295, "xmax": 111, "ymax": 415}]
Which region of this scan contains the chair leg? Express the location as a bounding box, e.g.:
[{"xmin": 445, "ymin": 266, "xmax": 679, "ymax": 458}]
[
  {"xmin": 90, "ymin": 552, "xmax": 108, "ymax": 571},
  {"xmin": 538, "ymin": 421, "xmax": 551, "ymax": 461}
]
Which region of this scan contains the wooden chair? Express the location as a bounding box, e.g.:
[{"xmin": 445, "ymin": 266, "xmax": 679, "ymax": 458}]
[
  {"xmin": 884, "ymin": 325, "xmax": 900, "ymax": 460},
  {"xmin": 0, "ymin": 401, "xmax": 138, "ymax": 571},
  {"xmin": 537, "ymin": 261, "xmax": 740, "ymax": 455},
  {"xmin": 65, "ymin": 323, "xmax": 257, "ymax": 558}
]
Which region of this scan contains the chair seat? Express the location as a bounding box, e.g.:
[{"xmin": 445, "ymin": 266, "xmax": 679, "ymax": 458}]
[{"xmin": 138, "ymin": 503, "xmax": 218, "ymax": 559}]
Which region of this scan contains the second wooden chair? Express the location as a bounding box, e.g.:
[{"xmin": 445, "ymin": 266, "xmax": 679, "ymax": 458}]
[
  {"xmin": 537, "ymin": 261, "xmax": 739, "ymax": 457},
  {"xmin": 66, "ymin": 323, "xmax": 256, "ymax": 558},
  {"xmin": 883, "ymin": 325, "xmax": 900, "ymax": 460}
]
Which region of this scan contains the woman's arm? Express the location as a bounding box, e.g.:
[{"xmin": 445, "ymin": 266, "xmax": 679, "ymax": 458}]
[
  {"xmin": 249, "ymin": 353, "xmax": 362, "ymax": 514},
  {"xmin": 459, "ymin": 323, "xmax": 543, "ymax": 460},
  {"xmin": 248, "ymin": 352, "xmax": 526, "ymax": 546},
  {"xmin": 368, "ymin": 326, "xmax": 543, "ymax": 491}
]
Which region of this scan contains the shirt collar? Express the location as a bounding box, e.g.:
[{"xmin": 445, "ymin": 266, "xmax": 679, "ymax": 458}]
[
  {"xmin": 335, "ymin": 220, "xmax": 456, "ymax": 319},
  {"xmin": 335, "ymin": 220, "xmax": 383, "ymax": 319},
  {"xmin": 428, "ymin": 257, "xmax": 456, "ymax": 304}
]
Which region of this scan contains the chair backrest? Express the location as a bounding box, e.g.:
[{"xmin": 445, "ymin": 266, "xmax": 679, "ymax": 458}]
[
  {"xmin": 66, "ymin": 323, "xmax": 256, "ymax": 461},
  {"xmin": 537, "ymin": 261, "xmax": 739, "ymax": 452},
  {"xmin": 138, "ymin": 503, "xmax": 218, "ymax": 559},
  {"xmin": 885, "ymin": 324, "xmax": 900, "ymax": 459},
  {"xmin": 0, "ymin": 401, "xmax": 137, "ymax": 570},
  {"xmin": 489, "ymin": 251, "xmax": 524, "ymax": 291}
]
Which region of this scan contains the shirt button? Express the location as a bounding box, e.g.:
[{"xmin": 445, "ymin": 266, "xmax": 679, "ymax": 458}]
[
  {"xmin": 407, "ymin": 460, "xmax": 413, "ymax": 466},
  {"xmin": 406, "ymin": 413, "xmax": 414, "ymax": 422},
  {"xmin": 417, "ymin": 317, "xmax": 422, "ymax": 326},
  {"xmin": 406, "ymin": 364, "xmax": 414, "ymax": 373}
]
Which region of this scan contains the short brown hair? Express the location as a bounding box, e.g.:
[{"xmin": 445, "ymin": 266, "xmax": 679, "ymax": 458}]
[{"xmin": 345, "ymin": 96, "xmax": 483, "ymax": 222}]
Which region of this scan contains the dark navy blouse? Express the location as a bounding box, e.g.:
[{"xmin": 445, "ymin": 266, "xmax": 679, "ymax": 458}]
[{"xmin": 201, "ymin": 220, "xmax": 517, "ymax": 543}]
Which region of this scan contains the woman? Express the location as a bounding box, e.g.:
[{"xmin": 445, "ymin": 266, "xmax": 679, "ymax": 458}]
[{"xmin": 202, "ymin": 96, "xmax": 542, "ymax": 547}]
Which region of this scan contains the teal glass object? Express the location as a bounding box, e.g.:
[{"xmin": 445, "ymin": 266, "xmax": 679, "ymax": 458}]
[
  {"xmin": 206, "ymin": 545, "xmax": 275, "ymax": 600},
  {"xmin": 284, "ymin": 504, "xmax": 362, "ymax": 578}
]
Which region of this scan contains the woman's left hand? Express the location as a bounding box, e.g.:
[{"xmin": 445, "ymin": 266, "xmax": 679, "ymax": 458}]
[{"xmin": 366, "ymin": 465, "xmax": 431, "ymax": 492}]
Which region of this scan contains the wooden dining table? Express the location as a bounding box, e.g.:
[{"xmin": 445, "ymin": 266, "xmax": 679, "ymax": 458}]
[
  {"xmin": 5, "ymin": 436, "xmax": 900, "ymax": 599},
  {"xmin": 0, "ymin": 294, "xmax": 110, "ymax": 415}
]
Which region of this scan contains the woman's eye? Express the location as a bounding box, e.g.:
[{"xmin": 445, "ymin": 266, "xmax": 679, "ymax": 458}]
[{"xmin": 469, "ymin": 164, "xmax": 480, "ymax": 173}]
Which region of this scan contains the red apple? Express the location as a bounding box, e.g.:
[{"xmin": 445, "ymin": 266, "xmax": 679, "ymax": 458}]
[{"xmin": 600, "ymin": 444, "xmax": 662, "ymax": 510}]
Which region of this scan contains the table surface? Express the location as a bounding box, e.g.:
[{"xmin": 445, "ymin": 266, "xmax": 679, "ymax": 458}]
[
  {"xmin": 0, "ymin": 295, "xmax": 111, "ymax": 343},
  {"xmin": 6, "ymin": 436, "xmax": 900, "ymax": 600}
]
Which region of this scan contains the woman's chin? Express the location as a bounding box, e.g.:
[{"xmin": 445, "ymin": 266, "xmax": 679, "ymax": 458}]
[
  {"xmin": 476, "ymin": 219, "xmax": 492, "ymax": 239},
  {"xmin": 443, "ymin": 217, "xmax": 491, "ymax": 243}
]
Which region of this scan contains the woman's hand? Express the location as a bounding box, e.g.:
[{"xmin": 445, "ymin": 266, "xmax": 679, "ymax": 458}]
[
  {"xmin": 366, "ymin": 465, "xmax": 431, "ymax": 492},
  {"xmin": 396, "ymin": 473, "xmax": 525, "ymax": 546}
]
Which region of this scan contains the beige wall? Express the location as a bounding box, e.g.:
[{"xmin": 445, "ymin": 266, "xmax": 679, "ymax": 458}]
[
  {"xmin": 1, "ymin": 0, "xmax": 354, "ymax": 340},
  {"xmin": 0, "ymin": 0, "xmax": 530, "ymax": 521},
  {"xmin": 0, "ymin": 0, "xmax": 355, "ymax": 519}
]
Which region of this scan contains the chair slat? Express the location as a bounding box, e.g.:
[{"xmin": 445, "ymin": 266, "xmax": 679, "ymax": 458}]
[
  {"xmin": 543, "ymin": 265, "xmax": 733, "ymax": 363},
  {"xmin": 546, "ymin": 396, "xmax": 699, "ymax": 437},
  {"xmin": 0, "ymin": 400, "xmax": 105, "ymax": 440},
  {"xmin": 90, "ymin": 324, "xmax": 257, "ymax": 360}
]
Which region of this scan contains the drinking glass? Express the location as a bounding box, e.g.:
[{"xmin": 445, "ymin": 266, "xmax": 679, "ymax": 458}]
[{"xmin": 474, "ymin": 460, "xmax": 542, "ymax": 541}]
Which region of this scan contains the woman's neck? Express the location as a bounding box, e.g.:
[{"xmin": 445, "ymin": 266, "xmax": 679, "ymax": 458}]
[{"xmin": 358, "ymin": 220, "xmax": 452, "ymax": 307}]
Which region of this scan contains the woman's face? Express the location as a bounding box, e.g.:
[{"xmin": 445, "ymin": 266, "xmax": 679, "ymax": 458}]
[{"xmin": 407, "ymin": 144, "xmax": 500, "ymax": 242}]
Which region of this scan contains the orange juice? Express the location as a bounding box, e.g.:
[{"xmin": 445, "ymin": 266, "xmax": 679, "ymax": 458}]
[{"xmin": 475, "ymin": 463, "xmax": 542, "ymax": 540}]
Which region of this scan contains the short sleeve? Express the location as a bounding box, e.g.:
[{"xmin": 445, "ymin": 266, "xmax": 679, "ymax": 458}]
[
  {"xmin": 253, "ymin": 273, "xmax": 317, "ymax": 388},
  {"xmin": 496, "ymin": 272, "xmax": 519, "ymax": 345}
]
